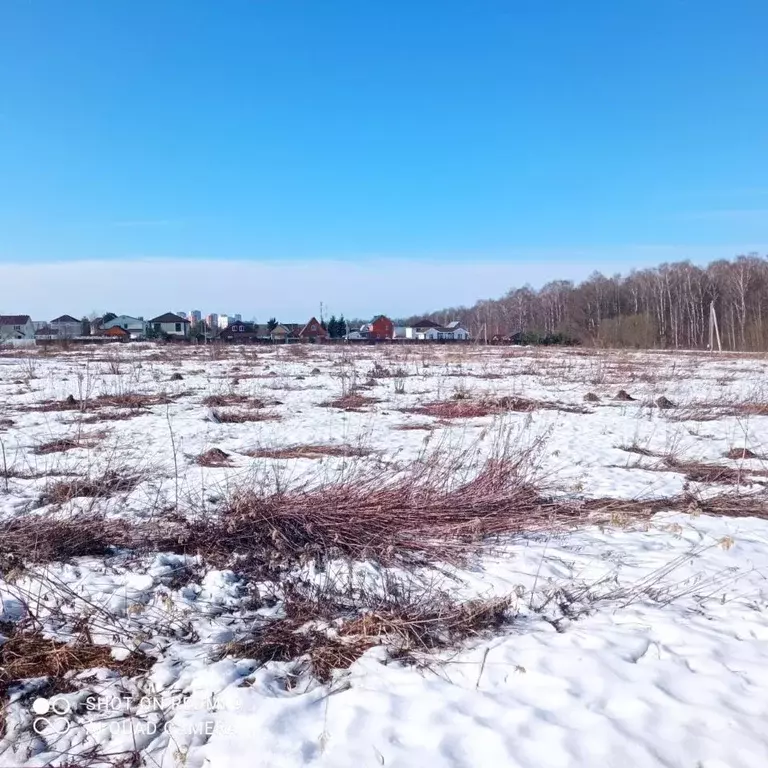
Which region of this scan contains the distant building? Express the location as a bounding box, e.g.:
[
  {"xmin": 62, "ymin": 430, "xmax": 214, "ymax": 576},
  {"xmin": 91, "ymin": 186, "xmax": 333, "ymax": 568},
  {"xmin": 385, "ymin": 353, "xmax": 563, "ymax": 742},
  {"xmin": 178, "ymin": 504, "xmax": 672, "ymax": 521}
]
[
  {"xmin": 205, "ymin": 313, "xmax": 219, "ymax": 330},
  {"xmin": 233, "ymin": 314, "xmax": 242, "ymax": 322},
  {"xmin": 363, "ymin": 315, "xmax": 395, "ymax": 341},
  {"xmin": 297, "ymin": 316, "xmax": 328, "ymax": 341},
  {"xmin": 150, "ymin": 312, "xmax": 191, "ymax": 339},
  {"xmin": 189, "ymin": 310, "xmax": 202, "ymax": 326},
  {"xmin": 102, "ymin": 315, "xmax": 147, "ymax": 339},
  {"xmin": 218, "ymin": 315, "xmax": 230, "ymax": 329},
  {"xmin": 0, "ymin": 315, "xmax": 35, "ymax": 340},
  {"xmin": 49, "ymin": 314, "xmax": 82, "ymax": 338},
  {"xmin": 396, "ymin": 319, "xmax": 470, "ymax": 341}
]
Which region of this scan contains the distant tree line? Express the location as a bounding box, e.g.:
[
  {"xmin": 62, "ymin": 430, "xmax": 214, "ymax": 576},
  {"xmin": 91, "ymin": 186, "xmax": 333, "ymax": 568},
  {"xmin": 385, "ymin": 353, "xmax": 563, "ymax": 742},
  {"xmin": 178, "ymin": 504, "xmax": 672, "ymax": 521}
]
[{"xmin": 400, "ymin": 254, "xmax": 768, "ymax": 350}]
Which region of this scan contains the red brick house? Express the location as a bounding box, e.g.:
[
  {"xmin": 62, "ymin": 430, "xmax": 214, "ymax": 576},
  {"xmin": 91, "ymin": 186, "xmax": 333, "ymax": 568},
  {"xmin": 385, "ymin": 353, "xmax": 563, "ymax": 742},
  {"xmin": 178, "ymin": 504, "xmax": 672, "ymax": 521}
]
[
  {"xmin": 367, "ymin": 315, "xmax": 394, "ymax": 341},
  {"xmin": 297, "ymin": 316, "xmax": 328, "ymax": 341}
]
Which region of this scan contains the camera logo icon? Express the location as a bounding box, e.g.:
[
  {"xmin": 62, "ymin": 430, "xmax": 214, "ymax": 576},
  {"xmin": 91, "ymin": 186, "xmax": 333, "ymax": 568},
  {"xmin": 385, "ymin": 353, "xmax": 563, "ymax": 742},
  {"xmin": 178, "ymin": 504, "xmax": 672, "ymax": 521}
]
[{"xmin": 31, "ymin": 697, "xmax": 71, "ymax": 735}]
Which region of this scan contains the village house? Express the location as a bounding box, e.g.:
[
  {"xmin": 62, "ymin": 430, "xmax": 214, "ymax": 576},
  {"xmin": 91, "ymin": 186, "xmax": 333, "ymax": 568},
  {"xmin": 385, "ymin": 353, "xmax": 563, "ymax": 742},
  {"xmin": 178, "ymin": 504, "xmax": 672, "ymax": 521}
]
[
  {"xmin": 102, "ymin": 315, "xmax": 147, "ymax": 340},
  {"xmin": 149, "ymin": 312, "xmax": 191, "ymax": 339},
  {"xmin": 34, "ymin": 325, "xmax": 59, "ymax": 341},
  {"xmin": 0, "ymin": 315, "xmax": 35, "ymax": 341},
  {"xmin": 296, "ymin": 316, "xmax": 328, "ymax": 342},
  {"xmin": 363, "ymin": 315, "xmax": 395, "ymax": 341},
  {"xmin": 398, "ymin": 319, "xmax": 471, "ymax": 341},
  {"xmin": 49, "ymin": 314, "xmax": 82, "ymax": 338},
  {"xmin": 267, "ymin": 323, "xmax": 294, "ymax": 342},
  {"xmin": 220, "ymin": 321, "xmax": 260, "ymax": 343}
]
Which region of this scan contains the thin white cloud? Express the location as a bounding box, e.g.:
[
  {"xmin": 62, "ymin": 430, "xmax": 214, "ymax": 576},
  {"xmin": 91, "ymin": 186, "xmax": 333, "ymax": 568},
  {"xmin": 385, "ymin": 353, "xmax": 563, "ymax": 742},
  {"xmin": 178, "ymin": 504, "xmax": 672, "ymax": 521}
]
[{"xmin": 0, "ymin": 246, "xmax": 765, "ymax": 321}]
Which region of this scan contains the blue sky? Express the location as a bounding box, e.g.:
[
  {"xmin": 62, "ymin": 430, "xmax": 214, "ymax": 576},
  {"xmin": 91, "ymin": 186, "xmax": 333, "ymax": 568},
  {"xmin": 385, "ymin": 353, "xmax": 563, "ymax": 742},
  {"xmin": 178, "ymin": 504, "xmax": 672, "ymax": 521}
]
[{"xmin": 1, "ymin": 1, "xmax": 766, "ymax": 318}]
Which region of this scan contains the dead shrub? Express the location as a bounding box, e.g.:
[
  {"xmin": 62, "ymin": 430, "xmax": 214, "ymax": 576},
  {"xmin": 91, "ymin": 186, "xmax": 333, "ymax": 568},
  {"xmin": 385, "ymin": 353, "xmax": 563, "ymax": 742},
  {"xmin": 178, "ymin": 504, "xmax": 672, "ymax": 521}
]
[
  {"xmin": 247, "ymin": 444, "xmax": 370, "ymax": 460},
  {"xmin": 176, "ymin": 451, "xmax": 581, "ymax": 574},
  {"xmin": 655, "ymin": 396, "xmax": 676, "ymax": 409},
  {"xmin": 614, "ymin": 390, "xmax": 636, "ymax": 401},
  {"xmin": 583, "ymin": 392, "xmax": 600, "ymax": 402}
]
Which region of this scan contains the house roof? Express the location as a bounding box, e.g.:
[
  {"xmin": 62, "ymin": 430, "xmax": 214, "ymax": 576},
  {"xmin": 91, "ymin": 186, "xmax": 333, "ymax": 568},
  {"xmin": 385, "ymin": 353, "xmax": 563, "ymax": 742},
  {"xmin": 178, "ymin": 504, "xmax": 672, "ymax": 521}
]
[
  {"xmin": 51, "ymin": 314, "xmax": 80, "ymax": 324},
  {"xmin": 411, "ymin": 319, "xmax": 442, "ymax": 329},
  {"xmin": 371, "ymin": 315, "xmax": 392, "ymax": 323},
  {"xmin": 0, "ymin": 315, "xmax": 31, "ymax": 325},
  {"xmin": 298, "ymin": 317, "xmax": 328, "ymax": 337},
  {"xmin": 150, "ymin": 312, "xmax": 189, "ymax": 324},
  {"xmin": 224, "ymin": 321, "xmax": 256, "ymax": 332},
  {"xmin": 34, "ymin": 326, "xmax": 58, "ymax": 336}
]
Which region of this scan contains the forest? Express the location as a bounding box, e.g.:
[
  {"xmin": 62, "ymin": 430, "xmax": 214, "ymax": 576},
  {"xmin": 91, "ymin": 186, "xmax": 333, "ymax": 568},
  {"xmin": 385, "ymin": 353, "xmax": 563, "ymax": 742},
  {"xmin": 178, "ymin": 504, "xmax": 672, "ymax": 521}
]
[{"xmin": 402, "ymin": 254, "xmax": 768, "ymax": 350}]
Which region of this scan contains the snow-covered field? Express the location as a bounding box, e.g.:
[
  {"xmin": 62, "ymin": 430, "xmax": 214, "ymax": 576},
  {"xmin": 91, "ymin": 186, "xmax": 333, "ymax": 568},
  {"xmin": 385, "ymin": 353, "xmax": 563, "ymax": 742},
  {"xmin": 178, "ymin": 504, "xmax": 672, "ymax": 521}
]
[{"xmin": 1, "ymin": 343, "xmax": 768, "ymax": 767}]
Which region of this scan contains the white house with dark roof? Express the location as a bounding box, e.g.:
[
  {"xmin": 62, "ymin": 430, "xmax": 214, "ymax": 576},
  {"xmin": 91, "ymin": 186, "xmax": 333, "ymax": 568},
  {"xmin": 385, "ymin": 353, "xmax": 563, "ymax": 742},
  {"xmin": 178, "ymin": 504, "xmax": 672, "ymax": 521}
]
[
  {"xmin": 149, "ymin": 312, "xmax": 190, "ymax": 338},
  {"xmin": 396, "ymin": 319, "xmax": 471, "ymax": 341},
  {"xmin": 0, "ymin": 315, "xmax": 35, "ymax": 340}
]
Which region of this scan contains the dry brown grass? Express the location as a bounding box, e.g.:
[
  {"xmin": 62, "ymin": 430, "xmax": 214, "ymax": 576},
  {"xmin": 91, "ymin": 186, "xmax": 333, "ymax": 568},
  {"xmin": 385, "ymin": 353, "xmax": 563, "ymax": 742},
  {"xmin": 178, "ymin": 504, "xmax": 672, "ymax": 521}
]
[
  {"xmin": 724, "ymin": 447, "xmax": 761, "ymax": 460},
  {"xmin": 202, "ymin": 393, "xmax": 267, "ymax": 408},
  {"xmin": 217, "ymin": 586, "xmax": 510, "ymax": 681},
  {"xmin": 210, "ymin": 408, "xmax": 281, "ymax": 423},
  {"xmin": 32, "ymin": 431, "xmax": 106, "ymax": 455},
  {"xmin": 80, "ymin": 410, "xmax": 142, "ymax": 424},
  {"xmin": 664, "ymin": 458, "xmax": 766, "ymax": 485},
  {"xmin": 41, "ymin": 470, "xmax": 142, "ymax": 505},
  {"xmin": 26, "ymin": 392, "xmax": 175, "ymax": 413},
  {"xmin": 0, "ymin": 626, "xmax": 151, "ymax": 702},
  {"xmin": 618, "ymin": 443, "xmax": 658, "ymax": 457},
  {"xmin": 0, "ymin": 515, "xmax": 125, "ymax": 568},
  {"xmin": 323, "ymin": 393, "xmax": 380, "ymax": 411},
  {"xmin": 246, "ymin": 444, "xmax": 371, "ymax": 460},
  {"xmin": 404, "ymin": 396, "xmax": 588, "ymax": 420},
  {"xmin": 195, "ymin": 448, "xmax": 234, "ymax": 467}
]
